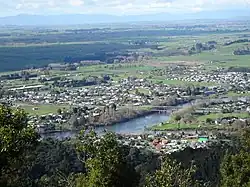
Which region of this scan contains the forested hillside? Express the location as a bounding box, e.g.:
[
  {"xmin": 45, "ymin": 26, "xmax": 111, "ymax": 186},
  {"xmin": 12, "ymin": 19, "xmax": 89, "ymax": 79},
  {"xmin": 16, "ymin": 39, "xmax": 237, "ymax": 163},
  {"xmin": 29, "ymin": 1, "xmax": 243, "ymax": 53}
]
[{"xmin": 0, "ymin": 105, "xmax": 250, "ymax": 187}]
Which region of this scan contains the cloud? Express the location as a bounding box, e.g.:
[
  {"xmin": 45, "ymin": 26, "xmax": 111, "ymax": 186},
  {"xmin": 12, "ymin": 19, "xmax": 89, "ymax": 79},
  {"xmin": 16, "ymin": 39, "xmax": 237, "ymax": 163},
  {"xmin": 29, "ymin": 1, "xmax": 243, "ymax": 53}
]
[
  {"xmin": 0, "ymin": 0, "xmax": 249, "ymax": 16},
  {"xmin": 69, "ymin": 0, "xmax": 84, "ymax": 6}
]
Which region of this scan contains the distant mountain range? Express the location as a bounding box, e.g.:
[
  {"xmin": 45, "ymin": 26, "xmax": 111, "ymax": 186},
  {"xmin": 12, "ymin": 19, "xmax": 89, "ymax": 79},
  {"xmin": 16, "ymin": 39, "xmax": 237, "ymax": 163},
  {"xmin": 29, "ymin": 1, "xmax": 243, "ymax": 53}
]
[{"xmin": 0, "ymin": 9, "xmax": 249, "ymax": 25}]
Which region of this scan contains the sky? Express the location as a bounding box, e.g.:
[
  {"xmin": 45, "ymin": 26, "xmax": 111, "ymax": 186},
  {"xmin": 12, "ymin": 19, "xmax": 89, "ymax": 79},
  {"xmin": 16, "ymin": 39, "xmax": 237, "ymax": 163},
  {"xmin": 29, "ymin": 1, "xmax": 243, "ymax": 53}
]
[{"xmin": 1, "ymin": 0, "xmax": 250, "ymax": 17}]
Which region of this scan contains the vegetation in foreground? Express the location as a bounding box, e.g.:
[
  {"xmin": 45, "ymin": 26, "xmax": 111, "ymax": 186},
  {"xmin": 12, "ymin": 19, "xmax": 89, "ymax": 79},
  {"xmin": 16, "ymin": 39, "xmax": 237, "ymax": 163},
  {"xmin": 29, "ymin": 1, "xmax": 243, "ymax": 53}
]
[{"xmin": 1, "ymin": 105, "xmax": 250, "ymax": 187}]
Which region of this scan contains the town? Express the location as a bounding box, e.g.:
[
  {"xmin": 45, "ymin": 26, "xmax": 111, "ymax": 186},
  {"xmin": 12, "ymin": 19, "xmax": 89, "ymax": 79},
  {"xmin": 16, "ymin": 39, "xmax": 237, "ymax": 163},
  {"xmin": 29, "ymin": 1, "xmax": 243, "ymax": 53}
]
[{"xmin": 1, "ymin": 60, "xmax": 250, "ymax": 154}]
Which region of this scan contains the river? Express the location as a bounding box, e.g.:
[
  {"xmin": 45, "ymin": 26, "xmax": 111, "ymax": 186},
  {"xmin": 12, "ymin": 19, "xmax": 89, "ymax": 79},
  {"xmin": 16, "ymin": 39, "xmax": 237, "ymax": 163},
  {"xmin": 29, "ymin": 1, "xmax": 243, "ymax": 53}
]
[
  {"xmin": 41, "ymin": 113, "xmax": 169, "ymax": 139},
  {"xmin": 42, "ymin": 102, "xmax": 193, "ymax": 139}
]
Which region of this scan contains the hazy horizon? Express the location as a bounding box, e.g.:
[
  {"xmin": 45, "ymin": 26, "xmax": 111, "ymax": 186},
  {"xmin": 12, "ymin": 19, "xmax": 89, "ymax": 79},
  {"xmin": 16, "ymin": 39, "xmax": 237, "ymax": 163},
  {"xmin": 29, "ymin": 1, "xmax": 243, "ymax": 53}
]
[
  {"xmin": 0, "ymin": 0, "xmax": 249, "ymax": 25},
  {"xmin": 1, "ymin": 0, "xmax": 250, "ymax": 17}
]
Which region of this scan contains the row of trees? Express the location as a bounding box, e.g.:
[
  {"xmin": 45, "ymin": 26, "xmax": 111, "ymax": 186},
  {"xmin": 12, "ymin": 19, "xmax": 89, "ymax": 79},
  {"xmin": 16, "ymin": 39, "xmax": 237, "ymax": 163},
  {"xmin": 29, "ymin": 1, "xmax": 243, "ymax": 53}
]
[
  {"xmin": 189, "ymin": 42, "xmax": 216, "ymax": 54},
  {"xmin": 1, "ymin": 105, "xmax": 250, "ymax": 187},
  {"xmin": 233, "ymin": 47, "xmax": 250, "ymax": 55},
  {"xmin": 224, "ymin": 39, "xmax": 249, "ymax": 46},
  {"xmin": 52, "ymin": 75, "xmax": 110, "ymax": 88}
]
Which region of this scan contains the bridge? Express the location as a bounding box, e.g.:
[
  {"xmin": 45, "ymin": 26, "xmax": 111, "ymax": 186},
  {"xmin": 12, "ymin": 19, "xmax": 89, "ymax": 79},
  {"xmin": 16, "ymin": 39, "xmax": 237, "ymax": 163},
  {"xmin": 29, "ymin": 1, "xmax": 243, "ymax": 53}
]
[
  {"xmin": 124, "ymin": 105, "xmax": 188, "ymax": 113},
  {"xmin": 119, "ymin": 103, "xmax": 192, "ymax": 113},
  {"xmin": 150, "ymin": 106, "xmax": 183, "ymax": 113}
]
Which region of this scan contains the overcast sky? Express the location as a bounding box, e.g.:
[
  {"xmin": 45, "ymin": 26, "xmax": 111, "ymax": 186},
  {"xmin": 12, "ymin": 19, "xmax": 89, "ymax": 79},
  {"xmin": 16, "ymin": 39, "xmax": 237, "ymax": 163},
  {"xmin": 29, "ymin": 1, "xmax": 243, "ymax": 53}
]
[{"xmin": 1, "ymin": 0, "xmax": 250, "ymax": 17}]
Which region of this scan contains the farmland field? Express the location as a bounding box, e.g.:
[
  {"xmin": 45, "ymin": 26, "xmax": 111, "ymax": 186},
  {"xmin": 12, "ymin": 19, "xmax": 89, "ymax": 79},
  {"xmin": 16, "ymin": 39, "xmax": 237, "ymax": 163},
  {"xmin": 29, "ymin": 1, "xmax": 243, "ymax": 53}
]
[
  {"xmin": 15, "ymin": 103, "xmax": 70, "ymax": 115},
  {"xmin": 0, "ymin": 20, "xmax": 249, "ymax": 72}
]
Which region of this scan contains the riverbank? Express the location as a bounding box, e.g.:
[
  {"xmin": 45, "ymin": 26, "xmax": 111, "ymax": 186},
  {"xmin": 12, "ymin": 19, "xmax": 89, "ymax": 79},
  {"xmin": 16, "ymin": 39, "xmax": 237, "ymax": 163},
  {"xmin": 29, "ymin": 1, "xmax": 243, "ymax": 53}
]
[
  {"xmin": 150, "ymin": 124, "xmax": 227, "ymax": 131},
  {"xmin": 92, "ymin": 100, "xmax": 193, "ymax": 127},
  {"xmin": 41, "ymin": 113, "xmax": 170, "ymax": 139},
  {"xmin": 91, "ymin": 110, "xmax": 156, "ymax": 127},
  {"xmin": 41, "ymin": 109, "xmax": 157, "ymax": 135},
  {"xmin": 41, "ymin": 102, "xmax": 193, "ymax": 137}
]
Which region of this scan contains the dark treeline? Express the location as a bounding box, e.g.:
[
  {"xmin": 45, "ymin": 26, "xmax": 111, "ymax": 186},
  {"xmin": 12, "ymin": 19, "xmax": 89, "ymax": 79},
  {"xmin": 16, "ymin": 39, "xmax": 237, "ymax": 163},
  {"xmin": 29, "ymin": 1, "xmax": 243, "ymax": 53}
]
[
  {"xmin": 51, "ymin": 75, "xmax": 110, "ymax": 88},
  {"xmin": 227, "ymin": 66, "xmax": 250, "ymax": 73},
  {"xmin": 0, "ymin": 29, "xmax": 240, "ymax": 45},
  {"xmin": 233, "ymin": 47, "xmax": 250, "ymax": 55},
  {"xmin": 152, "ymin": 41, "xmax": 217, "ymax": 58},
  {"xmin": 0, "ymin": 43, "xmax": 143, "ymax": 71},
  {"xmin": 0, "ymin": 71, "xmax": 38, "ymax": 80},
  {"xmin": 224, "ymin": 39, "xmax": 249, "ymax": 46}
]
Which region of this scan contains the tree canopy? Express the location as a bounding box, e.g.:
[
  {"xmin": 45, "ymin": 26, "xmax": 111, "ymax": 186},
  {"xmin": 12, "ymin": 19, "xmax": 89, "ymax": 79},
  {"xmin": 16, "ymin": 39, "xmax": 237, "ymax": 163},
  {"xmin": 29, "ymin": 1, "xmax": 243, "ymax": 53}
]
[
  {"xmin": 144, "ymin": 157, "xmax": 198, "ymax": 187},
  {"xmin": 75, "ymin": 131, "xmax": 139, "ymax": 187},
  {"xmin": 220, "ymin": 129, "xmax": 250, "ymax": 187},
  {"xmin": 0, "ymin": 105, "xmax": 39, "ymax": 186},
  {"xmin": 1, "ymin": 104, "xmax": 250, "ymax": 187}
]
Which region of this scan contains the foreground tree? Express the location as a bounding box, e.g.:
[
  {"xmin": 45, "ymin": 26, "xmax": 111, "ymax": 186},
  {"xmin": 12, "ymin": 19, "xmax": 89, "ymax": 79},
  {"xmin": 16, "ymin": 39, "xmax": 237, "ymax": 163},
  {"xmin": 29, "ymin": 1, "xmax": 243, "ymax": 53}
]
[
  {"xmin": 144, "ymin": 157, "xmax": 198, "ymax": 187},
  {"xmin": 220, "ymin": 129, "xmax": 250, "ymax": 187},
  {"xmin": 220, "ymin": 151, "xmax": 250, "ymax": 187},
  {"xmin": 75, "ymin": 131, "xmax": 139, "ymax": 187},
  {"xmin": 0, "ymin": 105, "xmax": 39, "ymax": 186}
]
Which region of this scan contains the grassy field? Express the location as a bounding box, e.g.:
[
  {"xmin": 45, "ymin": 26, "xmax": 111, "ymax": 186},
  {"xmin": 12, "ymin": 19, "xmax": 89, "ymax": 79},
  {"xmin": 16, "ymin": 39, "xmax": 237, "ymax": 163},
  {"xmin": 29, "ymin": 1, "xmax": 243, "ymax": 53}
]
[
  {"xmin": 129, "ymin": 88, "xmax": 151, "ymax": 95},
  {"xmin": 198, "ymin": 112, "xmax": 250, "ymax": 121},
  {"xmin": 149, "ymin": 77, "xmax": 217, "ymax": 86},
  {"xmin": 153, "ymin": 30, "xmax": 250, "ymax": 68},
  {"xmin": 225, "ymin": 91, "xmax": 250, "ymax": 97},
  {"xmin": 16, "ymin": 104, "xmax": 70, "ymax": 115},
  {"xmin": 154, "ymin": 40, "xmax": 250, "ymax": 68},
  {"xmin": 151, "ymin": 110, "xmax": 250, "ymax": 131}
]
